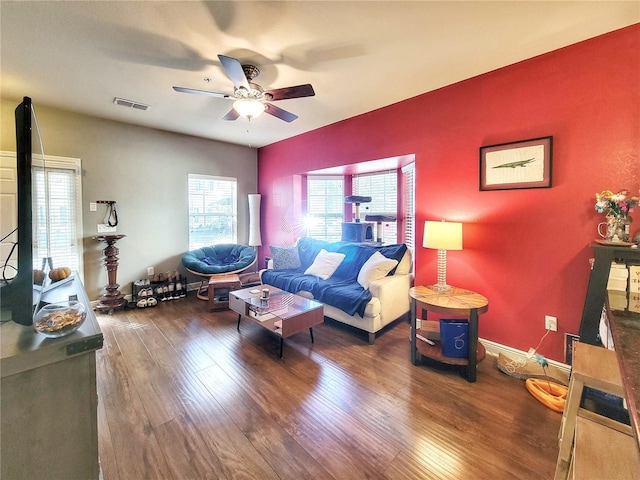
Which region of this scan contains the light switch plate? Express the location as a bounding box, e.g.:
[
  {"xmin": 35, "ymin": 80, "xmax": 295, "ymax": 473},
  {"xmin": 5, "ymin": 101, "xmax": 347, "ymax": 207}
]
[
  {"xmin": 97, "ymin": 224, "xmax": 116, "ymax": 233},
  {"xmin": 89, "ymin": 202, "xmax": 97, "ymax": 212}
]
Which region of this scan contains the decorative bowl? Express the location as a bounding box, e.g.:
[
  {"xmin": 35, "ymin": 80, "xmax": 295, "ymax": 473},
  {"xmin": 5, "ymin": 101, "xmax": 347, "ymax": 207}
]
[{"xmin": 33, "ymin": 301, "xmax": 86, "ymax": 338}]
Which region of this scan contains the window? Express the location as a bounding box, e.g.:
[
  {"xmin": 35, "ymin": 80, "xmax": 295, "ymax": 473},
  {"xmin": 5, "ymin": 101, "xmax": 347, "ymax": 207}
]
[
  {"xmin": 188, "ymin": 174, "xmax": 237, "ymax": 250},
  {"xmin": 307, "ymin": 176, "xmax": 344, "ymax": 242},
  {"xmin": 33, "ymin": 156, "xmax": 83, "ymax": 275},
  {"xmin": 401, "ymin": 163, "xmax": 415, "ymax": 251},
  {"xmin": 353, "ymin": 171, "xmax": 398, "ymax": 244}
]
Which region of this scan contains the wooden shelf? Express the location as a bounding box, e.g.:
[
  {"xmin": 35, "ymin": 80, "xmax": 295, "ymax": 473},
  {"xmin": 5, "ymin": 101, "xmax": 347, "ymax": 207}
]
[
  {"xmin": 416, "ymin": 334, "xmax": 486, "ymax": 366},
  {"xmin": 572, "ymin": 415, "xmax": 640, "ymax": 479}
]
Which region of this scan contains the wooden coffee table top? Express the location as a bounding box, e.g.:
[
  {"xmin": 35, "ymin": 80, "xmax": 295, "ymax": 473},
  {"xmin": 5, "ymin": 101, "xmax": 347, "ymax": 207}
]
[{"xmin": 230, "ymin": 286, "xmax": 323, "ymax": 338}]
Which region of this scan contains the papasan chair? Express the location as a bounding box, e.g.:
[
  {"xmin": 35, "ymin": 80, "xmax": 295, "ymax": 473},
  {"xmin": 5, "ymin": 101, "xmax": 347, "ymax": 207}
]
[{"xmin": 182, "ymin": 244, "xmax": 257, "ymax": 300}]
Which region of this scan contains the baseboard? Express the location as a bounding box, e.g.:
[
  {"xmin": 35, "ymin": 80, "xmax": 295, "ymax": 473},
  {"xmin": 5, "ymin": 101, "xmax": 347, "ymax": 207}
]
[{"xmin": 480, "ymin": 337, "xmax": 571, "ymax": 376}]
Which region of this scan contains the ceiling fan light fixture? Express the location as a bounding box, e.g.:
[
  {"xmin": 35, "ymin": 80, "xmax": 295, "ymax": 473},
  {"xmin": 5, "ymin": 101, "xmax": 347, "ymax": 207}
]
[{"xmin": 233, "ymin": 99, "xmax": 265, "ymax": 119}]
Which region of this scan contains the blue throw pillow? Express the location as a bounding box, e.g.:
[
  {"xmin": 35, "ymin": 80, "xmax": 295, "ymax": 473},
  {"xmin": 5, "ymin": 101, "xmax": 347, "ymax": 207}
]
[{"xmin": 270, "ymin": 245, "xmax": 302, "ymax": 270}]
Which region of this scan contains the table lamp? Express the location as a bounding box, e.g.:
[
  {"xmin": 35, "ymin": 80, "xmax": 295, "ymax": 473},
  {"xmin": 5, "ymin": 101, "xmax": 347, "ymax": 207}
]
[{"xmin": 423, "ymin": 220, "xmax": 463, "ymax": 291}]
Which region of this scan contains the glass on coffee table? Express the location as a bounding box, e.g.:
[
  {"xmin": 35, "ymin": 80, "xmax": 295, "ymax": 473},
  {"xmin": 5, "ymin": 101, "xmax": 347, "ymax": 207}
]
[{"xmin": 231, "ymin": 287, "xmax": 324, "ymax": 358}]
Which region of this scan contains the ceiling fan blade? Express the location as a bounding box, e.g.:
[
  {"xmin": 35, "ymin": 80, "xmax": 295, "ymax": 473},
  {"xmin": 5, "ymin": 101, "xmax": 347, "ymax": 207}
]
[
  {"xmin": 222, "ymin": 109, "xmax": 240, "ymax": 121},
  {"xmin": 173, "ymin": 86, "xmax": 230, "ymax": 99},
  {"xmin": 218, "ymin": 54, "xmax": 250, "ymax": 90},
  {"xmin": 265, "ymin": 84, "xmax": 315, "ymax": 101},
  {"xmin": 264, "ymin": 103, "xmax": 298, "ymax": 123}
]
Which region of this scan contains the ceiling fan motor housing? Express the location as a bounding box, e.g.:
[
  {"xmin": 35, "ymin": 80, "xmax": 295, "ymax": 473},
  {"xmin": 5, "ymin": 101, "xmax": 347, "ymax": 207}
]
[
  {"xmin": 235, "ymin": 81, "xmax": 265, "ymax": 101},
  {"xmin": 241, "ymin": 64, "xmax": 260, "ymax": 81}
]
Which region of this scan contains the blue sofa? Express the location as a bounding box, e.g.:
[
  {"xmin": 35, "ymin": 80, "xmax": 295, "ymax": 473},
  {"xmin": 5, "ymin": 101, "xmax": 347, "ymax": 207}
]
[{"xmin": 261, "ymin": 237, "xmax": 413, "ymax": 343}]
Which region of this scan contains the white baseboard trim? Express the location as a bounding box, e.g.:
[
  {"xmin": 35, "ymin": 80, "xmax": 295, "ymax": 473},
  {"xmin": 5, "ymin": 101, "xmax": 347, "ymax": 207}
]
[{"xmin": 480, "ymin": 337, "xmax": 571, "ymax": 376}]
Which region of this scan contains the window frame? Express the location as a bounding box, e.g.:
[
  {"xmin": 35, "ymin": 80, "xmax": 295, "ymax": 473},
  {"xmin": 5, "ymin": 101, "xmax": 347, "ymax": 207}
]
[
  {"xmin": 306, "ymin": 175, "xmax": 344, "ymax": 242},
  {"xmin": 353, "ymin": 170, "xmax": 398, "ymax": 244},
  {"xmin": 35, "ymin": 155, "xmax": 84, "ymax": 281},
  {"xmin": 187, "ymin": 173, "xmax": 238, "ymax": 250}
]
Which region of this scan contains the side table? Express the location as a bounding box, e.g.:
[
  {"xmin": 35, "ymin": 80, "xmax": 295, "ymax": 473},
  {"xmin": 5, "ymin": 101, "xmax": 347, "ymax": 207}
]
[
  {"xmin": 208, "ymin": 274, "xmax": 242, "ymax": 311},
  {"xmin": 409, "ymin": 285, "xmax": 489, "ymax": 382}
]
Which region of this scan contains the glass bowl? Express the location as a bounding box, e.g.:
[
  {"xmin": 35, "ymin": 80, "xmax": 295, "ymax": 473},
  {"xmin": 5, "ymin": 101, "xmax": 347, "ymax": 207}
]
[{"xmin": 33, "ymin": 301, "xmax": 86, "ymax": 338}]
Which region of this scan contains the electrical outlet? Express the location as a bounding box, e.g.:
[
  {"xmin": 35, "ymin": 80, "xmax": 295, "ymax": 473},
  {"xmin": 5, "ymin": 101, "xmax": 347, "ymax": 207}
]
[
  {"xmin": 89, "ymin": 202, "xmax": 97, "ymax": 212},
  {"xmin": 147, "ymin": 267, "xmax": 154, "ymax": 276},
  {"xmin": 545, "ymin": 315, "xmax": 558, "ymax": 331}
]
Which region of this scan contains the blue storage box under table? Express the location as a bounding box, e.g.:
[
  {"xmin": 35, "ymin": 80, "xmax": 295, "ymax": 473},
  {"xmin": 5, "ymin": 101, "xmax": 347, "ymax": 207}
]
[{"xmin": 440, "ymin": 319, "xmax": 469, "ymax": 358}]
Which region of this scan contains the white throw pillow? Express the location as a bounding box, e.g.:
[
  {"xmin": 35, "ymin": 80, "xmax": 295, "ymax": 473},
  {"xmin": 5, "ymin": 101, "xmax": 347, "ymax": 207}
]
[
  {"xmin": 357, "ymin": 251, "xmax": 399, "ymax": 289},
  {"xmin": 304, "ymin": 249, "xmax": 346, "ymax": 280}
]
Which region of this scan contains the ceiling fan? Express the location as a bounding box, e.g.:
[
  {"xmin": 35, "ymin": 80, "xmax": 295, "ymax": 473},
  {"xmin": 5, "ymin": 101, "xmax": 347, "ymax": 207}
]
[{"xmin": 173, "ymin": 54, "xmax": 315, "ymax": 123}]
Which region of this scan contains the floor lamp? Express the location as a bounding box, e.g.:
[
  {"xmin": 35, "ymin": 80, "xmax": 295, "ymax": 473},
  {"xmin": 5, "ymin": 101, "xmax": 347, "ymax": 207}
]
[
  {"xmin": 248, "ymin": 194, "xmax": 262, "ymax": 271},
  {"xmin": 423, "ymin": 220, "xmax": 463, "ymax": 291}
]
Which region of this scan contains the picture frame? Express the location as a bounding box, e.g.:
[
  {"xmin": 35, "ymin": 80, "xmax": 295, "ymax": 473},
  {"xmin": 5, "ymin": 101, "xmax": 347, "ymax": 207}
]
[{"xmin": 479, "ymin": 136, "xmax": 553, "ymax": 191}]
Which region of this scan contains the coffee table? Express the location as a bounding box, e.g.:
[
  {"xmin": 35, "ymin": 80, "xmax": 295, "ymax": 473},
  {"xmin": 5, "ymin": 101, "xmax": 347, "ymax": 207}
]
[{"xmin": 229, "ymin": 286, "xmax": 324, "ymax": 358}]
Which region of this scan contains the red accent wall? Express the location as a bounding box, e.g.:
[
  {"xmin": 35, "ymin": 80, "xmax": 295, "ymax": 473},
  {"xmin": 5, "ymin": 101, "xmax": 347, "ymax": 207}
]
[{"xmin": 258, "ymin": 25, "xmax": 640, "ymax": 362}]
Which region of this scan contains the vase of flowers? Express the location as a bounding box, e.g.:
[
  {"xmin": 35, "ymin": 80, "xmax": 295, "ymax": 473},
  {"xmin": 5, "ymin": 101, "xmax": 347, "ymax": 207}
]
[{"xmin": 595, "ymin": 190, "xmax": 638, "ymax": 242}]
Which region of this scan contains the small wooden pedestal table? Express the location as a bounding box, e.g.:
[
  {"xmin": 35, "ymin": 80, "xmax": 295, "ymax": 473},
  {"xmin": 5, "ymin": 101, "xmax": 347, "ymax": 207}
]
[
  {"xmin": 409, "ymin": 285, "xmax": 489, "ymax": 382},
  {"xmin": 93, "ymin": 234, "xmax": 127, "ymax": 314},
  {"xmin": 208, "ymin": 274, "xmax": 241, "ymax": 311}
]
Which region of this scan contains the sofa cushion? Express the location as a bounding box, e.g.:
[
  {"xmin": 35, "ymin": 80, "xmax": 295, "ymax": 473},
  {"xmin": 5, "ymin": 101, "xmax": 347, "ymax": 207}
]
[
  {"xmin": 357, "ymin": 251, "xmax": 399, "ymax": 289},
  {"xmin": 270, "ymin": 245, "xmax": 301, "ymax": 270},
  {"xmin": 304, "ymin": 249, "xmax": 346, "ymax": 280}
]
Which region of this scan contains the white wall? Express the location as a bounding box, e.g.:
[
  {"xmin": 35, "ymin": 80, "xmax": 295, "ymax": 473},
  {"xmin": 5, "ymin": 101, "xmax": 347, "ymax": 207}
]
[{"xmin": 1, "ymin": 98, "xmax": 257, "ymax": 300}]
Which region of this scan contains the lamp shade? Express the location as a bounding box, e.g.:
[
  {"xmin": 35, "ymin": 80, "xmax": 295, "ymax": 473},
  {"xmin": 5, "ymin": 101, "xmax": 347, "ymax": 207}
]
[
  {"xmin": 248, "ymin": 194, "xmax": 262, "ymax": 246},
  {"xmin": 423, "ymin": 220, "xmax": 463, "ymax": 250},
  {"xmin": 233, "ymin": 99, "xmax": 265, "ymax": 119}
]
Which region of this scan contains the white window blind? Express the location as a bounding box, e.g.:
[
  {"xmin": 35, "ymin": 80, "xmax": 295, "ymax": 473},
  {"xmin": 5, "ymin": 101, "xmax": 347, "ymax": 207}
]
[
  {"xmin": 353, "ymin": 171, "xmax": 398, "ymax": 244},
  {"xmin": 401, "ymin": 163, "xmax": 415, "ymax": 252},
  {"xmin": 307, "ymin": 176, "xmax": 344, "ymax": 242},
  {"xmin": 188, "ymin": 174, "xmax": 237, "ymax": 250},
  {"xmin": 33, "ymin": 156, "xmax": 83, "ymax": 275}
]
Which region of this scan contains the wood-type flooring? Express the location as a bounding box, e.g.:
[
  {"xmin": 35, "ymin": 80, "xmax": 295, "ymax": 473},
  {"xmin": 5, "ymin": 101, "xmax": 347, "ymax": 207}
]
[{"xmin": 95, "ymin": 295, "xmax": 560, "ymax": 479}]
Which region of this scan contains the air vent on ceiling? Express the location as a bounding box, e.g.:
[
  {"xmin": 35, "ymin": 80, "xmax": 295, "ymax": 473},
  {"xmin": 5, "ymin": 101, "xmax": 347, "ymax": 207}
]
[{"xmin": 113, "ymin": 97, "xmax": 150, "ymax": 111}]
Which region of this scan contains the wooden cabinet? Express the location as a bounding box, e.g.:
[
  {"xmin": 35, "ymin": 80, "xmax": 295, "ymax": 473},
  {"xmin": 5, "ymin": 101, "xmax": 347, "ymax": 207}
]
[
  {"xmin": 1, "ymin": 275, "xmax": 103, "ymax": 479},
  {"xmin": 577, "ymin": 242, "xmax": 640, "ymax": 448},
  {"xmin": 579, "ymin": 243, "xmax": 640, "ymax": 344}
]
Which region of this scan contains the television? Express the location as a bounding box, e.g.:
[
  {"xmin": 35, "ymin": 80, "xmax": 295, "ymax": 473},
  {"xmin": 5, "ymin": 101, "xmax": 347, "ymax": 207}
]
[{"xmin": 0, "ymin": 97, "xmax": 49, "ymax": 326}]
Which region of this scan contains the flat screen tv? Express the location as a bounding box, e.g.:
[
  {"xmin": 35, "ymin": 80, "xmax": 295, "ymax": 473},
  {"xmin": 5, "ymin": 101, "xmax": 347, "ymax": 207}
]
[{"xmin": 0, "ymin": 97, "xmax": 49, "ymax": 325}]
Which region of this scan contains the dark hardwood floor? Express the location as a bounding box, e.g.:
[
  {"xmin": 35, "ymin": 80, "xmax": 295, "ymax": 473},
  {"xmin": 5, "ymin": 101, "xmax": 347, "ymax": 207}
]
[{"xmin": 95, "ymin": 295, "xmax": 560, "ymax": 479}]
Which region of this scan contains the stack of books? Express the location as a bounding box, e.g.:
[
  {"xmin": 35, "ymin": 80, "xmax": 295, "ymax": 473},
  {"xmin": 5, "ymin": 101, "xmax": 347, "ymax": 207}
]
[
  {"xmin": 607, "ymin": 262, "xmax": 629, "ymax": 291},
  {"xmin": 607, "ymin": 262, "xmax": 629, "ymax": 311},
  {"xmin": 606, "ymin": 261, "xmax": 640, "ymax": 313}
]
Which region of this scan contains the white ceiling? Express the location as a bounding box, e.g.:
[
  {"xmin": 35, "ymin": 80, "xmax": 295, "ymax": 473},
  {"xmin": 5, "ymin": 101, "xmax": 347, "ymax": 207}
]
[{"xmin": 1, "ymin": 1, "xmax": 638, "ymax": 149}]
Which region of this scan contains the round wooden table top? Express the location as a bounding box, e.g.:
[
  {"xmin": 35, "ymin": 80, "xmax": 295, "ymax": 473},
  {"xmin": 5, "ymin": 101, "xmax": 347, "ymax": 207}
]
[
  {"xmin": 93, "ymin": 234, "xmax": 126, "ymax": 243},
  {"xmin": 409, "ymin": 285, "xmax": 489, "ymax": 316}
]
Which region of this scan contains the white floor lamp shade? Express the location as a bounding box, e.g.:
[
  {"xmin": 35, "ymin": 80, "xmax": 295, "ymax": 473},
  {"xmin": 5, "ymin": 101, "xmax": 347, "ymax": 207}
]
[{"xmin": 248, "ymin": 194, "xmax": 262, "ymax": 247}]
